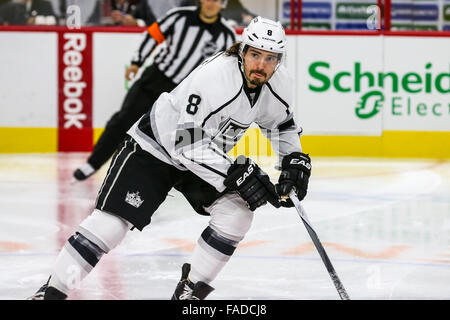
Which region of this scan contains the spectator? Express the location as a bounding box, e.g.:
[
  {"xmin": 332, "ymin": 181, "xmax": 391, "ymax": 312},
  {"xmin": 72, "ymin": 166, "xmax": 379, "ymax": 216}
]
[
  {"xmin": 221, "ymin": 0, "xmax": 255, "ymax": 27},
  {"xmin": 163, "ymin": 0, "xmax": 255, "ymax": 27},
  {"xmin": 0, "ymin": 0, "xmax": 57, "ymax": 25},
  {"xmin": 0, "ymin": 0, "xmax": 9, "ymax": 9},
  {"xmin": 143, "ymin": 0, "xmax": 190, "ymax": 18},
  {"xmin": 111, "ymin": 0, "xmax": 159, "ymax": 27}
]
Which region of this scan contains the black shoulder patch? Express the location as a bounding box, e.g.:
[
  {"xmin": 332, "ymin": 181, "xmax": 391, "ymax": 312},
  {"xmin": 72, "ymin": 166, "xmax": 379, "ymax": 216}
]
[{"xmin": 277, "ymin": 118, "xmax": 296, "ymax": 132}]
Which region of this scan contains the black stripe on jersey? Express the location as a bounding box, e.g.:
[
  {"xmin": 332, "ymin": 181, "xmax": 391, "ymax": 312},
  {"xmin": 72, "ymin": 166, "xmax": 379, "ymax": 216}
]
[
  {"xmin": 133, "ymin": 6, "xmax": 235, "ymax": 83},
  {"xmin": 201, "ymin": 85, "xmax": 244, "ymax": 128},
  {"xmin": 162, "ymin": 16, "xmax": 190, "ymax": 73},
  {"xmin": 153, "ymin": 47, "xmax": 164, "ymax": 65},
  {"xmin": 219, "ymin": 23, "xmax": 234, "ymax": 52},
  {"xmin": 157, "ymin": 7, "xmax": 194, "ymax": 36},
  {"xmin": 157, "ymin": 8, "xmax": 182, "ymax": 25},
  {"xmin": 133, "ymin": 11, "xmax": 182, "ymax": 66},
  {"xmin": 200, "ymin": 51, "xmax": 224, "ymax": 67},
  {"xmin": 266, "ymin": 82, "xmax": 290, "ymax": 115},
  {"xmin": 201, "ymin": 226, "xmax": 237, "ymax": 256},
  {"xmin": 137, "ymin": 112, "xmax": 173, "ymax": 160},
  {"xmin": 142, "ymin": 39, "xmax": 159, "ymax": 64},
  {"xmin": 220, "ymin": 17, "xmax": 237, "ymax": 44},
  {"xmin": 158, "ymin": 10, "xmax": 234, "ymax": 83},
  {"xmin": 133, "ymin": 34, "xmax": 154, "ymax": 66},
  {"xmin": 177, "ymin": 28, "xmax": 223, "ymax": 81},
  {"xmin": 208, "ymin": 144, "xmax": 233, "ymax": 164},
  {"xmin": 156, "ymin": 13, "xmax": 186, "ymax": 67},
  {"xmin": 168, "ymin": 27, "xmax": 206, "ymax": 80},
  {"xmin": 135, "ymin": 31, "xmax": 165, "ymax": 65},
  {"xmin": 182, "ymin": 154, "xmax": 227, "ymax": 178},
  {"xmin": 278, "ymin": 118, "xmax": 296, "ymax": 132},
  {"xmin": 155, "ymin": 36, "xmax": 172, "ymax": 67}
]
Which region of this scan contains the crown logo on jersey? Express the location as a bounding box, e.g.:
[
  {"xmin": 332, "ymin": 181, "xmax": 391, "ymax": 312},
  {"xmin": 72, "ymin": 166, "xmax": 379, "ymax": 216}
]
[{"xmin": 125, "ymin": 191, "xmax": 144, "ymax": 208}]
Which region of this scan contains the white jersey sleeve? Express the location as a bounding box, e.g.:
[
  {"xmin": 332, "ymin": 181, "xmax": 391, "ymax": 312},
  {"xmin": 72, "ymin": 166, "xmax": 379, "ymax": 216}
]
[{"xmin": 168, "ymin": 54, "xmax": 240, "ymax": 192}]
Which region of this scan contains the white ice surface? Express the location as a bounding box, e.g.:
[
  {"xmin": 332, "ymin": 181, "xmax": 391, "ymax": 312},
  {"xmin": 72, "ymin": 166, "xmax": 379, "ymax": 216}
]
[{"xmin": 0, "ymin": 153, "xmax": 449, "ymax": 300}]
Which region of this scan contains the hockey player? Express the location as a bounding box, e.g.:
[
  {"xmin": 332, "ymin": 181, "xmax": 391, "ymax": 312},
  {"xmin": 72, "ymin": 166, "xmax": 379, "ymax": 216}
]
[
  {"xmin": 30, "ymin": 16, "xmax": 311, "ymax": 300},
  {"xmin": 73, "ymin": 0, "xmax": 236, "ymax": 181}
]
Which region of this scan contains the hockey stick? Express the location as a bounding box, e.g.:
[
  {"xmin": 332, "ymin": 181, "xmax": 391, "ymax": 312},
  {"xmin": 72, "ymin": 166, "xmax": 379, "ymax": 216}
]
[{"xmin": 289, "ymin": 190, "xmax": 350, "ymax": 300}]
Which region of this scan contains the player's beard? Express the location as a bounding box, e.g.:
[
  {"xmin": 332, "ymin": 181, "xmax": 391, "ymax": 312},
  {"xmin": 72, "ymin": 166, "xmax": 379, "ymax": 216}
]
[{"xmin": 248, "ymin": 69, "xmax": 268, "ymax": 87}]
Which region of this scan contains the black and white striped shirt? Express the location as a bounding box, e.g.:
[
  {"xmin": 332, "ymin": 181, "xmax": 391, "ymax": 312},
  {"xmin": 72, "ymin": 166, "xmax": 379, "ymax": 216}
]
[{"xmin": 131, "ymin": 6, "xmax": 236, "ymax": 84}]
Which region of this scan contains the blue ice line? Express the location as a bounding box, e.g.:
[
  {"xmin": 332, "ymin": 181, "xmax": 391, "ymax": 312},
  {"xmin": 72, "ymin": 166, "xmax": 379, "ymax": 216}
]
[
  {"xmin": 3, "ymin": 251, "xmax": 449, "ymax": 269},
  {"xmin": 315, "ymin": 191, "xmax": 450, "ymax": 203}
]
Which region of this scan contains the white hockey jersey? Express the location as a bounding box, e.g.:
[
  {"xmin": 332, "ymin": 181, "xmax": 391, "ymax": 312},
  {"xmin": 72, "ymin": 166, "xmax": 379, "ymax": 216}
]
[{"xmin": 128, "ymin": 52, "xmax": 303, "ymax": 192}]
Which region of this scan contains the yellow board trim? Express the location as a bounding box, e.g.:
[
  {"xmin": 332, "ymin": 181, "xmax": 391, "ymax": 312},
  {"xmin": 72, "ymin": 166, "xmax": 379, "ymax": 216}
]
[
  {"xmin": 2, "ymin": 127, "xmax": 450, "ymax": 159},
  {"xmin": 301, "ymin": 130, "xmax": 450, "ymax": 159},
  {"xmin": 234, "ymin": 128, "xmax": 450, "ymax": 159},
  {"xmin": 93, "ymin": 128, "xmax": 104, "ymax": 145},
  {"xmin": 0, "ymin": 127, "xmax": 57, "ymax": 153},
  {"xmin": 382, "ymin": 131, "xmax": 450, "ymax": 159}
]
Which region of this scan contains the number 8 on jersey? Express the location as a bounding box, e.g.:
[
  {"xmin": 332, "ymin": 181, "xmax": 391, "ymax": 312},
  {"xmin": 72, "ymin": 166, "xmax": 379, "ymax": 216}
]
[{"xmin": 186, "ymin": 94, "xmax": 202, "ymax": 115}]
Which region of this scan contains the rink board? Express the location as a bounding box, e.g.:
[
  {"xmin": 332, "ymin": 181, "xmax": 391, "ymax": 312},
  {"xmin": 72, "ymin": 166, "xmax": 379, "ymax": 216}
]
[{"xmin": 0, "ymin": 27, "xmax": 449, "ymax": 158}]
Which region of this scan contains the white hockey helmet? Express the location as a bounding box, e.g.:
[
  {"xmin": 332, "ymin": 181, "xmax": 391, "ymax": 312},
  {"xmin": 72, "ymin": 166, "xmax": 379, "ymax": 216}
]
[{"xmin": 240, "ymin": 16, "xmax": 287, "ymax": 60}]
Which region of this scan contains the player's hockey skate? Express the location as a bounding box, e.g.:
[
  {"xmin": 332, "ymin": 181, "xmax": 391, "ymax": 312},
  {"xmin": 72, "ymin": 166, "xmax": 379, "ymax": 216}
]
[
  {"xmin": 28, "ymin": 276, "xmax": 67, "ymax": 300},
  {"xmin": 171, "ymin": 263, "xmax": 214, "ymax": 300},
  {"xmin": 72, "ymin": 163, "xmax": 96, "ymax": 182}
]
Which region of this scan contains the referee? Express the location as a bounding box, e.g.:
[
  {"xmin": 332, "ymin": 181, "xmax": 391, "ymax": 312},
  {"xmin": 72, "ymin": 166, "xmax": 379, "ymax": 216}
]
[{"xmin": 74, "ymin": 0, "xmax": 236, "ymax": 181}]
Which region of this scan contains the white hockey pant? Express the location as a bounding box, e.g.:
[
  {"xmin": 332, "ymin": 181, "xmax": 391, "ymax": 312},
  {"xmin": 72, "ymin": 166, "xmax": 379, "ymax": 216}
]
[
  {"xmin": 188, "ymin": 193, "xmax": 254, "ymax": 284},
  {"xmin": 48, "ymin": 193, "xmax": 254, "ymax": 294},
  {"xmin": 48, "ymin": 209, "xmax": 131, "ymax": 294}
]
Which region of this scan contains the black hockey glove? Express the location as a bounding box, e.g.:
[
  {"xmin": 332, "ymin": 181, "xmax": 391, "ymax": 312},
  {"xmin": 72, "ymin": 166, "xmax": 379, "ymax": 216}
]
[
  {"xmin": 224, "ymin": 156, "xmax": 281, "ymax": 211},
  {"xmin": 275, "ymin": 152, "xmax": 311, "ymax": 207}
]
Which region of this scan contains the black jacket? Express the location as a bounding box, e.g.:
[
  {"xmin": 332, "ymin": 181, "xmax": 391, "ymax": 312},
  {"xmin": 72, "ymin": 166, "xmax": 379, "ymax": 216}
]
[{"xmin": 0, "ymin": 0, "xmax": 56, "ymax": 25}]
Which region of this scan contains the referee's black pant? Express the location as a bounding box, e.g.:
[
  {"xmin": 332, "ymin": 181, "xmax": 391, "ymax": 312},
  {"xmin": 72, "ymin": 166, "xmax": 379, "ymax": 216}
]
[{"xmin": 87, "ymin": 64, "xmax": 176, "ymax": 170}]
